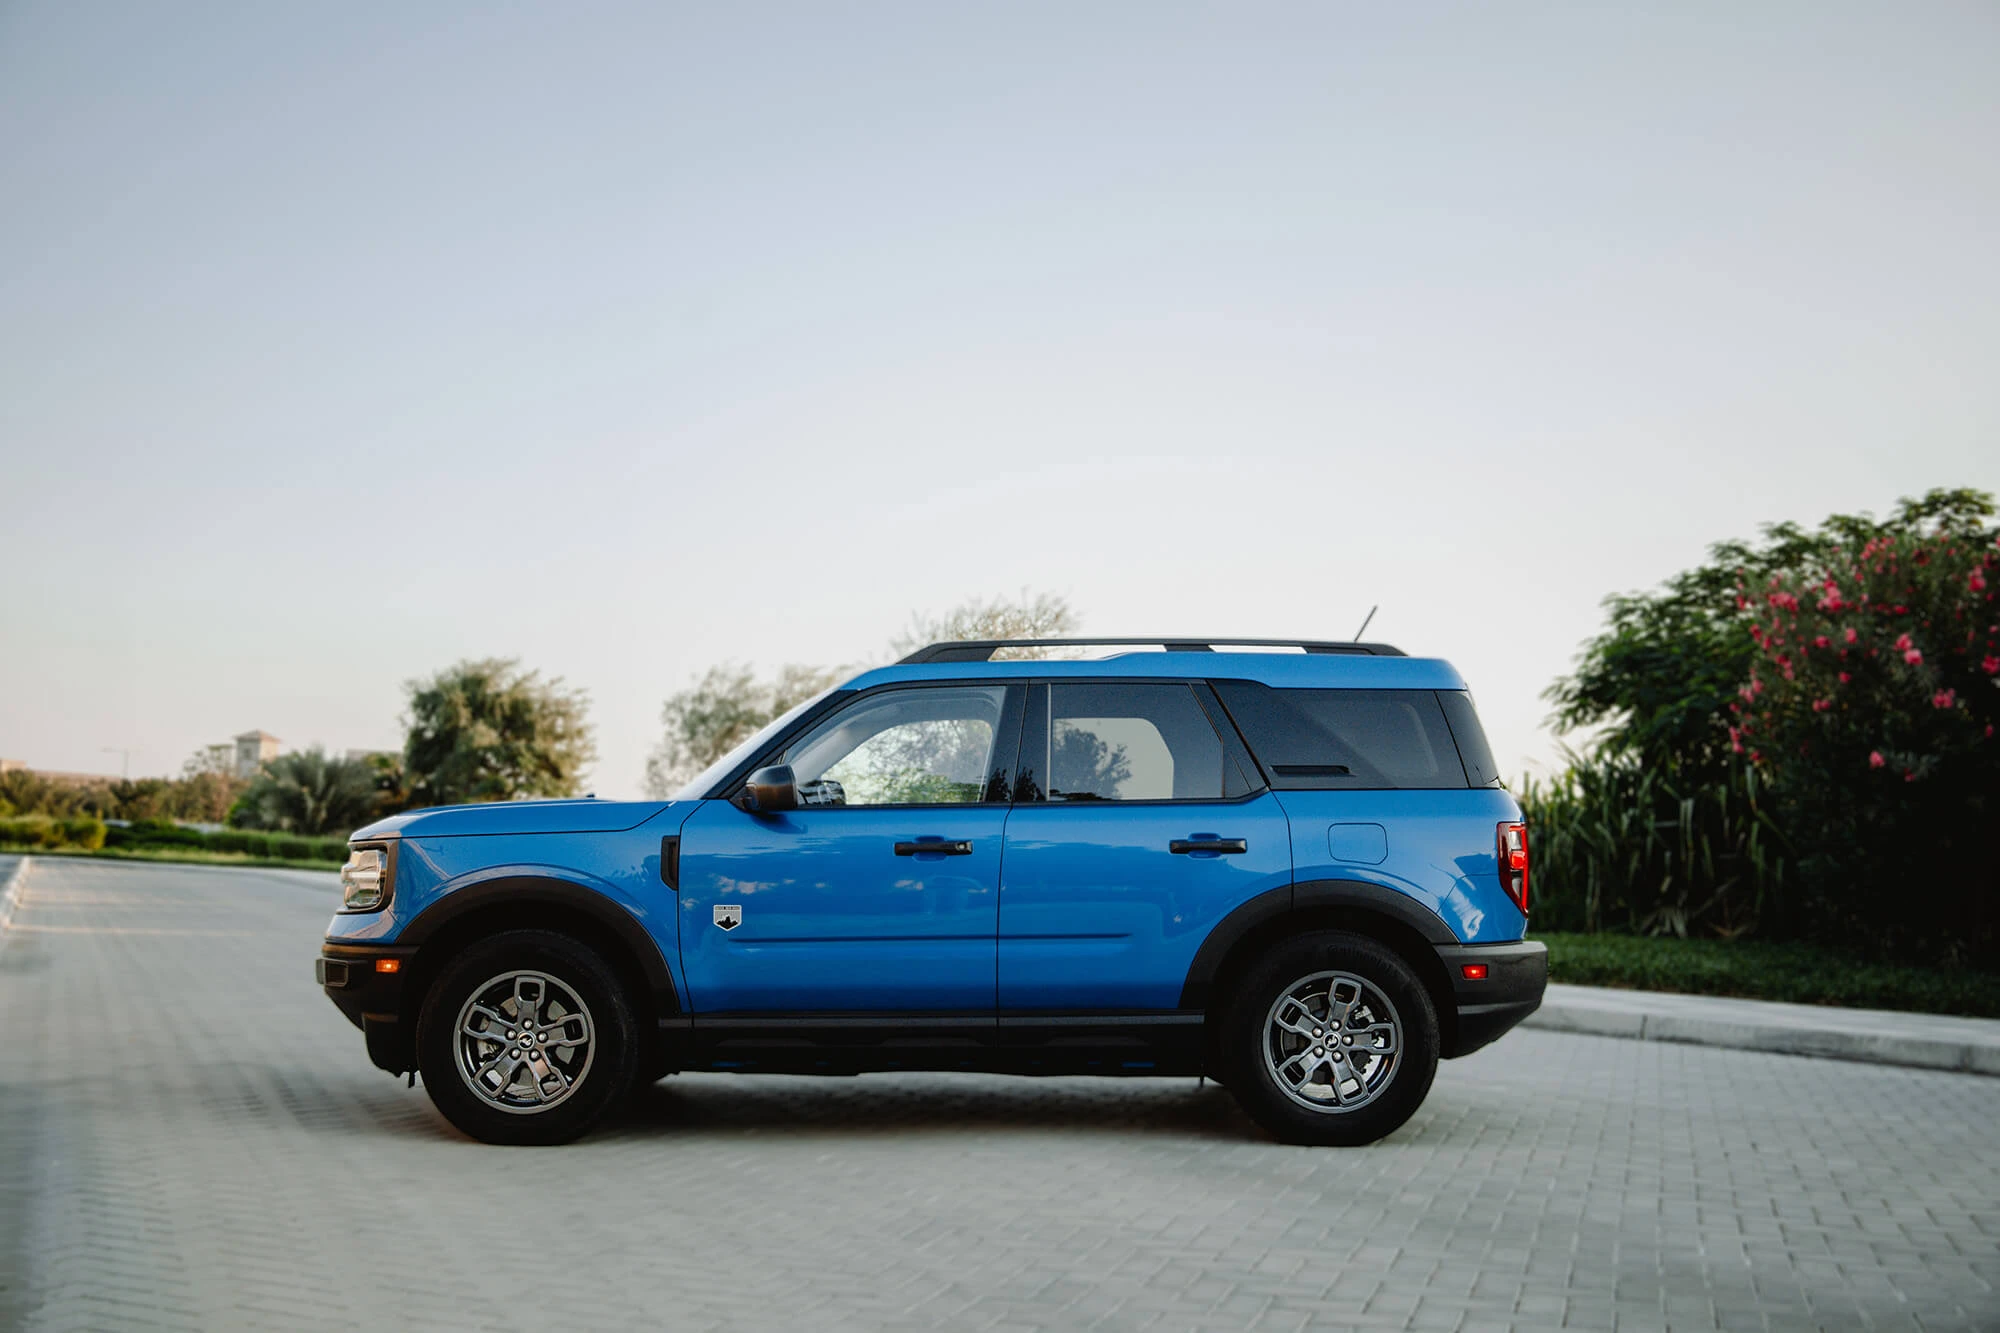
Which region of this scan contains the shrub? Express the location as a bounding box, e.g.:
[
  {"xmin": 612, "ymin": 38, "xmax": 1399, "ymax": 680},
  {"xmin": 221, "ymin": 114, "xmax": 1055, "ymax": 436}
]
[
  {"xmin": 273, "ymin": 836, "xmax": 314, "ymax": 861},
  {"xmin": 0, "ymin": 813, "xmax": 107, "ymax": 850},
  {"xmin": 1732, "ymin": 500, "xmax": 1998, "ymax": 964},
  {"xmin": 1519, "ymin": 755, "xmax": 1786, "ymax": 938},
  {"xmin": 204, "ymin": 830, "xmax": 271, "ymax": 857}
]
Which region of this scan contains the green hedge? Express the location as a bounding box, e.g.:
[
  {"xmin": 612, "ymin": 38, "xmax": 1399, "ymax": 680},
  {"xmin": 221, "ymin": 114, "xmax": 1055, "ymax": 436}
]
[
  {"xmin": 99, "ymin": 821, "xmax": 347, "ymax": 863},
  {"xmin": 1538, "ymin": 931, "xmax": 2000, "ymax": 1017},
  {"xmin": 0, "ymin": 813, "xmax": 108, "ymax": 851}
]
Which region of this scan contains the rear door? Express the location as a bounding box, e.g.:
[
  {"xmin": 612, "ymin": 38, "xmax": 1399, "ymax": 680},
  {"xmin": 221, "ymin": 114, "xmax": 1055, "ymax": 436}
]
[
  {"xmin": 1208, "ymin": 681, "xmax": 1521, "ymax": 942},
  {"xmin": 997, "ymin": 681, "xmax": 1293, "ymax": 1010},
  {"xmin": 676, "ymin": 682, "xmax": 1023, "ymax": 1012}
]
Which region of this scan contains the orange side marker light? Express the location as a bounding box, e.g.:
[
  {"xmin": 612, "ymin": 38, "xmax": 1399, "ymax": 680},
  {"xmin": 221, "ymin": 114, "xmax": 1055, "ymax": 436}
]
[{"xmin": 375, "ymin": 958, "xmax": 402, "ymax": 974}]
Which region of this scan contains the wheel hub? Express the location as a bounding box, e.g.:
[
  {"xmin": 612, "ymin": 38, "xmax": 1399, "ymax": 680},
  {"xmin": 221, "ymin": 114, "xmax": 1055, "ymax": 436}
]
[
  {"xmin": 1261, "ymin": 970, "xmax": 1403, "ymax": 1114},
  {"xmin": 454, "ymin": 970, "xmax": 596, "ymax": 1115}
]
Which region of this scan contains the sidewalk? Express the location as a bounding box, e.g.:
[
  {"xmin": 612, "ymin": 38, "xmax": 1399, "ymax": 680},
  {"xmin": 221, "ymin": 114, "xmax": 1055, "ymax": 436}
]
[{"xmin": 1526, "ymin": 981, "xmax": 2000, "ymax": 1076}]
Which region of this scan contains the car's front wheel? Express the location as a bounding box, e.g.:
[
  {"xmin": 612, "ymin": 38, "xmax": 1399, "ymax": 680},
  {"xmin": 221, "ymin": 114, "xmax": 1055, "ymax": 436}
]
[
  {"xmin": 1222, "ymin": 931, "xmax": 1439, "ymax": 1146},
  {"xmin": 416, "ymin": 930, "xmax": 638, "ymax": 1145}
]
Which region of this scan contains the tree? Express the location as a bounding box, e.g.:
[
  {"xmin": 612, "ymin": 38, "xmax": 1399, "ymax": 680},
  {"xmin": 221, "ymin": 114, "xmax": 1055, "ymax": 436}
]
[
  {"xmin": 644, "ymin": 592, "xmax": 1078, "ymax": 798},
  {"xmin": 401, "ymin": 658, "xmax": 596, "ymax": 808},
  {"xmin": 888, "ymin": 591, "xmax": 1078, "ymax": 660},
  {"xmin": 642, "ymin": 663, "xmax": 841, "ymax": 798},
  {"xmin": 231, "ymin": 748, "xmax": 383, "ymax": 836}
]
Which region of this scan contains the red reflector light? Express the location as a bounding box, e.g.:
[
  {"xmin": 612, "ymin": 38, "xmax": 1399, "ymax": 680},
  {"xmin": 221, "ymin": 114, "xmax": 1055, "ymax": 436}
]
[
  {"xmin": 375, "ymin": 958, "xmax": 401, "ymax": 974},
  {"xmin": 1461, "ymin": 963, "xmax": 1489, "ymax": 980},
  {"xmin": 1497, "ymin": 822, "xmax": 1529, "ymax": 915}
]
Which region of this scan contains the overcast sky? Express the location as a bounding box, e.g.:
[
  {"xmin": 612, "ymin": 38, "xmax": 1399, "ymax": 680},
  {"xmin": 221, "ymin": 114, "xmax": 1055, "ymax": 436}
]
[{"xmin": 2, "ymin": 1, "xmax": 1996, "ymax": 798}]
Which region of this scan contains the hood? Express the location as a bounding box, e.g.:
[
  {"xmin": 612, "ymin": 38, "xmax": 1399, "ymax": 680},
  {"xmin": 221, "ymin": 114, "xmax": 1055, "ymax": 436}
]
[{"xmin": 352, "ymin": 798, "xmax": 674, "ymax": 841}]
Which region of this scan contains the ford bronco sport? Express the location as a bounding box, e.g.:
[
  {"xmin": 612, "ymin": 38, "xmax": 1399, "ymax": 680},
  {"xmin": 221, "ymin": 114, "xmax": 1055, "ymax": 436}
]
[{"xmin": 317, "ymin": 638, "xmax": 1545, "ymax": 1146}]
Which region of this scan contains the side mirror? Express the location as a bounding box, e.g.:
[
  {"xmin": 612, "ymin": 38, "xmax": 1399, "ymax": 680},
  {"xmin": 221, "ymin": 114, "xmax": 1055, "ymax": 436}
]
[{"xmin": 733, "ymin": 764, "xmax": 799, "ymax": 814}]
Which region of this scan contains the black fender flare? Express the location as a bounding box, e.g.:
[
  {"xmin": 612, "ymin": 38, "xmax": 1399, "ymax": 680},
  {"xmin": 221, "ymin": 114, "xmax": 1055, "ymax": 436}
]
[
  {"xmin": 398, "ymin": 875, "xmax": 680, "ymax": 1015},
  {"xmin": 1178, "ymin": 878, "xmax": 1457, "ymax": 1011}
]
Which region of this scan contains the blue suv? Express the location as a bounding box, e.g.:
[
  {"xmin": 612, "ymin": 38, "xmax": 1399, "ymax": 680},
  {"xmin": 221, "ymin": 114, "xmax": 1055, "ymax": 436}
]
[{"xmin": 317, "ymin": 638, "xmax": 1545, "ymax": 1146}]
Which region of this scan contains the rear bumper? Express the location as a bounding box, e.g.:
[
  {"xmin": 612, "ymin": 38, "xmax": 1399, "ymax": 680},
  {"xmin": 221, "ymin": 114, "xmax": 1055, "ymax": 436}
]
[
  {"xmin": 317, "ymin": 942, "xmax": 418, "ymax": 1074},
  {"xmin": 1434, "ymin": 939, "xmax": 1547, "ymax": 1058}
]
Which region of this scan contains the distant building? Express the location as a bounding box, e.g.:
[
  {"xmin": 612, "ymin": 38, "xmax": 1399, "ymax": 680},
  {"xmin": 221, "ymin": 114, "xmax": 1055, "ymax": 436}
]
[{"xmin": 233, "ymin": 731, "xmax": 281, "ymax": 780}]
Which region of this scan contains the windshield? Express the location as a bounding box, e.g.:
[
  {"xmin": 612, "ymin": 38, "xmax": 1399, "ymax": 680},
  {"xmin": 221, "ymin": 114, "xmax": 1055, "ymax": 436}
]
[{"xmin": 672, "ymin": 688, "xmax": 842, "ymax": 800}]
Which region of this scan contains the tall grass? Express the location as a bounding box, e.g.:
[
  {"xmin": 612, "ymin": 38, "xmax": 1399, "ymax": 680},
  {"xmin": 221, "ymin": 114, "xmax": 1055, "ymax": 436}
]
[{"xmin": 1518, "ymin": 756, "xmax": 1789, "ymax": 939}]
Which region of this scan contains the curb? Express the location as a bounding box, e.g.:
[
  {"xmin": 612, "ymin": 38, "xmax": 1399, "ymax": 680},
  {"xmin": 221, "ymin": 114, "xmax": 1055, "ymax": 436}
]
[
  {"xmin": 0, "ymin": 856, "xmax": 29, "ymax": 940},
  {"xmin": 1524, "ymin": 982, "xmax": 2000, "ymax": 1077}
]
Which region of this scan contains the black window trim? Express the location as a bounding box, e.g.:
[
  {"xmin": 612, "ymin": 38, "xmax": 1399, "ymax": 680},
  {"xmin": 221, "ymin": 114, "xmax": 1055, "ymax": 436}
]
[{"xmin": 712, "ymin": 680, "xmax": 1027, "ymax": 810}]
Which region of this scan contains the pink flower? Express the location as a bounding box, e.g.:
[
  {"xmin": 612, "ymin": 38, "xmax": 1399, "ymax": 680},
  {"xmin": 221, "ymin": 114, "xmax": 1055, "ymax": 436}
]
[
  {"xmin": 1869, "ymin": 751, "xmax": 1886, "ymax": 768},
  {"xmin": 1894, "ymin": 633, "xmax": 1913, "ymax": 651},
  {"xmin": 1844, "ymin": 627, "xmax": 1858, "ymax": 644},
  {"xmin": 1811, "ymin": 698, "xmax": 1832, "ymax": 712},
  {"xmin": 1838, "ymin": 672, "xmax": 1851, "ymax": 683},
  {"xmin": 1905, "ymin": 649, "xmax": 1924, "ymax": 665},
  {"xmin": 1983, "ymin": 656, "xmax": 2000, "ymax": 674},
  {"xmin": 1973, "ymin": 568, "xmax": 1988, "ymax": 592},
  {"xmin": 1932, "ymin": 689, "xmax": 1956, "ymax": 709},
  {"xmin": 1813, "ymin": 635, "xmax": 1830, "ymax": 649}
]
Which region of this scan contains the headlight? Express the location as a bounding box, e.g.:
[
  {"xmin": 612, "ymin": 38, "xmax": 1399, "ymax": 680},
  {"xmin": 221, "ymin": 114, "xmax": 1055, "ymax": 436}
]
[{"xmin": 340, "ymin": 847, "xmax": 389, "ymax": 911}]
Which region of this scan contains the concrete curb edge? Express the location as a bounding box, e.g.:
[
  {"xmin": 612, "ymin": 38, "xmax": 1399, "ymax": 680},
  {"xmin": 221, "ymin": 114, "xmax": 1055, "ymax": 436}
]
[
  {"xmin": 1524, "ymin": 991, "xmax": 2000, "ymax": 1078},
  {"xmin": 0, "ymin": 856, "xmax": 30, "ymax": 940}
]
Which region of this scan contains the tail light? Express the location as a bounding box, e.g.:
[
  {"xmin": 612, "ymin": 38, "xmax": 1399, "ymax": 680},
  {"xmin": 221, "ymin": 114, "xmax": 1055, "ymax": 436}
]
[{"xmin": 1497, "ymin": 822, "xmax": 1529, "ymax": 915}]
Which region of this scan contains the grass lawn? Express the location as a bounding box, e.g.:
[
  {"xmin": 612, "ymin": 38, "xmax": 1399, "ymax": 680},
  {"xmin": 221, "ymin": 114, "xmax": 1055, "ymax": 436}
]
[
  {"xmin": 1, "ymin": 845, "xmax": 342, "ymax": 874},
  {"xmin": 1535, "ymin": 931, "xmax": 2000, "ymax": 1019}
]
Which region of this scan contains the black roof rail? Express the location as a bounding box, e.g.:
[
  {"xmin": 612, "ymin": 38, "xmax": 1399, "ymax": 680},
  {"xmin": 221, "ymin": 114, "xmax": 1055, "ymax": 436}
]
[{"xmin": 895, "ymin": 637, "xmax": 1407, "ymax": 665}]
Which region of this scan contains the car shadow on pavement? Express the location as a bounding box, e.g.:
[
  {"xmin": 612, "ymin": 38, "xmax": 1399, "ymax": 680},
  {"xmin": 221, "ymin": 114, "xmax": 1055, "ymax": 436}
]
[{"xmin": 600, "ymin": 1072, "xmax": 1268, "ymax": 1144}]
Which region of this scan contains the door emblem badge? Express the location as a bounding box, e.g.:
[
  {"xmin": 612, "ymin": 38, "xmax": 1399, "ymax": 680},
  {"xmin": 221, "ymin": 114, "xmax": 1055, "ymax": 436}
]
[{"xmin": 713, "ymin": 904, "xmax": 742, "ymax": 931}]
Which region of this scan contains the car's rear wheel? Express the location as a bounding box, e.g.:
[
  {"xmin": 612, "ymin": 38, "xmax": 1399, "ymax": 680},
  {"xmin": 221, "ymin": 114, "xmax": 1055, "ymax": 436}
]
[
  {"xmin": 417, "ymin": 930, "xmax": 637, "ymax": 1145},
  {"xmin": 1221, "ymin": 931, "xmax": 1439, "ymax": 1146}
]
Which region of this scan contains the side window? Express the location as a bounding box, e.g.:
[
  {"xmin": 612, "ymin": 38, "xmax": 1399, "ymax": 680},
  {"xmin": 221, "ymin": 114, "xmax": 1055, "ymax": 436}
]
[
  {"xmin": 1041, "ymin": 683, "xmax": 1226, "ymax": 802},
  {"xmin": 782, "ymin": 686, "xmax": 1009, "ymax": 806},
  {"xmin": 1210, "ymin": 683, "xmax": 1471, "ymax": 790}
]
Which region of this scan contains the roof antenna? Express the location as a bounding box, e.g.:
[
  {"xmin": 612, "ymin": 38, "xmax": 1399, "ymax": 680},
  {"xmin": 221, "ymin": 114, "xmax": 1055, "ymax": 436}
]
[{"xmin": 1352, "ymin": 605, "xmax": 1378, "ymax": 641}]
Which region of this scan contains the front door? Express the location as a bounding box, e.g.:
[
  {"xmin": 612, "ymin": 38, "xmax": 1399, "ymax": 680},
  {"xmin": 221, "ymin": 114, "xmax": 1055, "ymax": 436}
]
[
  {"xmin": 676, "ymin": 683, "xmax": 1022, "ymax": 1013},
  {"xmin": 999, "ymin": 681, "xmax": 1293, "ymax": 1010}
]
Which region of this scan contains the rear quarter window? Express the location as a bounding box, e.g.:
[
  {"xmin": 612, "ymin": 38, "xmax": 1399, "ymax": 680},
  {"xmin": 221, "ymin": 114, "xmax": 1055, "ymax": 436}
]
[{"xmin": 1209, "ymin": 682, "xmax": 1472, "ymax": 790}]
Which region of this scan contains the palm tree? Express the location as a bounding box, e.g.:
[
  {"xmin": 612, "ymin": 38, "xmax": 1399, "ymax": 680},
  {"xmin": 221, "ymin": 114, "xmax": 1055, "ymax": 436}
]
[{"xmin": 236, "ymin": 748, "xmax": 380, "ymax": 836}]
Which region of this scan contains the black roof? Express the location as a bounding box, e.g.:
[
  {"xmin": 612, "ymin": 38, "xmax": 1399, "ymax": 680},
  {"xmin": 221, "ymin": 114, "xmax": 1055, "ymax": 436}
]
[{"xmin": 895, "ymin": 637, "xmax": 1407, "ymax": 665}]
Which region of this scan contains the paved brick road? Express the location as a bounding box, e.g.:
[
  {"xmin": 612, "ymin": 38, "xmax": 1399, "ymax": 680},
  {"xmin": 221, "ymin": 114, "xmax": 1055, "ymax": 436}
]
[{"xmin": 1, "ymin": 857, "xmax": 1995, "ymax": 1331}]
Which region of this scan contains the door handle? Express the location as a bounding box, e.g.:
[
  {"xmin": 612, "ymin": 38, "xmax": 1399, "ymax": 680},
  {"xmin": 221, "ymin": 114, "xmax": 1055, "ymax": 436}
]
[
  {"xmin": 895, "ymin": 840, "xmax": 974, "ymax": 856},
  {"xmin": 1170, "ymin": 838, "xmax": 1248, "ymax": 855}
]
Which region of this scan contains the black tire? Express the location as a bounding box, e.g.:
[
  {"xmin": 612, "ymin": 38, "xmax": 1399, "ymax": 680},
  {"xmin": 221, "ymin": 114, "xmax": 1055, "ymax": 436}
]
[
  {"xmin": 1221, "ymin": 931, "xmax": 1439, "ymax": 1146},
  {"xmin": 417, "ymin": 929, "xmax": 638, "ymax": 1146}
]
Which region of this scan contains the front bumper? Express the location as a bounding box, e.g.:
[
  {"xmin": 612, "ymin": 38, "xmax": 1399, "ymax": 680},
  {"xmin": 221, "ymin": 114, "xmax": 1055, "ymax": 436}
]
[
  {"xmin": 1434, "ymin": 939, "xmax": 1547, "ymax": 1058},
  {"xmin": 318, "ymin": 942, "xmax": 418, "ymax": 1074}
]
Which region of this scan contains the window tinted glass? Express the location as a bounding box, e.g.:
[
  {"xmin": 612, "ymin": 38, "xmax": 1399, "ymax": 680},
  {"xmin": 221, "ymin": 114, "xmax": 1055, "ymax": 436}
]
[
  {"xmin": 783, "ymin": 686, "xmax": 1007, "ymax": 805},
  {"xmin": 1210, "ymin": 683, "xmax": 1470, "ymax": 790},
  {"xmin": 1436, "ymin": 691, "xmax": 1501, "ymax": 787},
  {"xmin": 1042, "ymin": 682, "xmax": 1225, "ymax": 801}
]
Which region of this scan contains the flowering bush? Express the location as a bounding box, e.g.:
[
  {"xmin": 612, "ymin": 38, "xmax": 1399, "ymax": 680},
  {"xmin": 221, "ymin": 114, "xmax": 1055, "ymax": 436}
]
[
  {"xmin": 1543, "ymin": 487, "xmax": 1999, "ymax": 965},
  {"xmin": 1730, "ymin": 493, "xmax": 1998, "ymax": 963}
]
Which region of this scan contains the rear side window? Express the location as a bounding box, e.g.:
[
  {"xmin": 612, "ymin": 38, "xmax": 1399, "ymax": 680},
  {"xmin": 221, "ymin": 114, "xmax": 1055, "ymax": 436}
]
[
  {"xmin": 1210, "ymin": 683, "xmax": 1471, "ymax": 789},
  {"xmin": 1038, "ymin": 682, "xmax": 1227, "ymax": 801},
  {"xmin": 1436, "ymin": 691, "xmax": 1502, "ymax": 787}
]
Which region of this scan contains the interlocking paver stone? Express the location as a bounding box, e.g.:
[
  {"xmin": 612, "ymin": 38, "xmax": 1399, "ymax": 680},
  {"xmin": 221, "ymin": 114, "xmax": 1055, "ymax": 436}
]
[{"xmin": 1, "ymin": 857, "xmax": 1996, "ymax": 1330}]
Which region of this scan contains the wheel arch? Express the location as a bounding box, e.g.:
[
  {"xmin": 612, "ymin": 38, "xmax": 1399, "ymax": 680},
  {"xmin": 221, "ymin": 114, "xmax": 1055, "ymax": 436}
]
[
  {"xmin": 395, "ymin": 876, "xmax": 680, "ymax": 1070},
  {"xmin": 1182, "ymin": 880, "xmax": 1461, "ymax": 1063}
]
